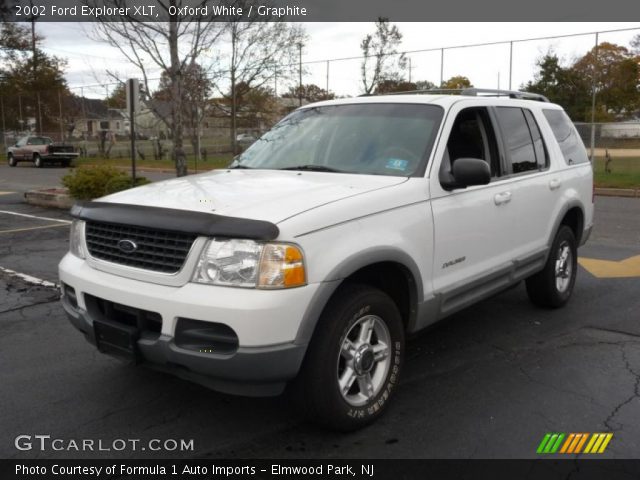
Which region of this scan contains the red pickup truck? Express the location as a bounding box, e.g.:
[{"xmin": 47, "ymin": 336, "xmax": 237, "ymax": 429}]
[{"xmin": 7, "ymin": 136, "xmax": 79, "ymax": 168}]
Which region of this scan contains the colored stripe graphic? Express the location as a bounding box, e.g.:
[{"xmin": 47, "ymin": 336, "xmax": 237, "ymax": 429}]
[{"xmin": 538, "ymin": 433, "xmax": 613, "ymax": 454}]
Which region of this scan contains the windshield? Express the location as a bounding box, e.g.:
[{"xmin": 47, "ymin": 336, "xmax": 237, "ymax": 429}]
[{"xmin": 231, "ymin": 103, "xmax": 444, "ymax": 176}]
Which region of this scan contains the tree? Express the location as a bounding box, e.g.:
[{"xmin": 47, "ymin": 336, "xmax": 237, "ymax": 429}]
[
  {"xmin": 441, "ymin": 75, "xmax": 473, "ymax": 89},
  {"xmin": 104, "ymin": 83, "xmax": 126, "ymax": 109},
  {"xmin": 282, "ymin": 84, "xmax": 335, "ymax": 103},
  {"xmin": 373, "ymin": 80, "xmax": 416, "ymax": 94},
  {"xmin": 631, "ymin": 34, "xmax": 640, "ymax": 55},
  {"xmin": 153, "ymin": 62, "xmax": 213, "ymax": 152},
  {"xmin": 415, "ymin": 80, "xmax": 437, "ymax": 91},
  {"xmin": 360, "ymin": 18, "xmax": 406, "ymax": 95},
  {"xmin": 0, "ymin": 23, "xmax": 68, "ymax": 135},
  {"xmin": 219, "ymin": 12, "xmax": 306, "ymax": 153},
  {"xmin": 89, "ymin": 0, "xmax": 225, "ymax": 176},
  {"xmin": 523, "ymin": 53, "xmax": 591, "ymax": 120},
  {"xmin": 571, "ymin": 42, "xmax": 640, "ymax": 118}
]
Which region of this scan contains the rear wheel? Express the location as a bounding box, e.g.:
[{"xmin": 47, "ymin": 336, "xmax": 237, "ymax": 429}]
[
  {"xmin": 8, "ymin": 154, "xmax": 17, "ymax": 167},
  {"xmin": 62, "ymin": 159, "xmax": 70, "ymax": 168},
  {"xmin": 526, "ymin": 225, "xmax": 577, "ymax": 308},
  {"xmin": 33, "ymin": 154, "xmax": 43, "ymax": 168},
  {"xmin": 293, "ymin": 283, "xmax": 404, "ymax": 431}
]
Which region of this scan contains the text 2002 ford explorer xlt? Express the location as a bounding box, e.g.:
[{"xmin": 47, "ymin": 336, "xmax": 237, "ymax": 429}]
[{"xmin": 59, "ymin": 89, "xmax": 593, "ymax": 431}]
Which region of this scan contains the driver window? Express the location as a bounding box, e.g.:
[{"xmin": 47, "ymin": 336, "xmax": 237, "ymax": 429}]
[{"xmin": 439, "ymin": 107, "xmax": 500, "ymax": 186}]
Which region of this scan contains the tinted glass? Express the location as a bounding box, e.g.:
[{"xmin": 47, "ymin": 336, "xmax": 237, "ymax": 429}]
[
  {"xmin": 542, "ymin": 109, "xmax": 590, "ymax": 165},
  {"xmin": 231, "ymin": 104, "xmax": 444, "ymax": 177},
  {"xmin": 523, "ymin": 109, "xmax": 548, "ymax": 169},
  {"xmin": 496, "ymin": 107, "xmax": 538, "ymax": 174}
]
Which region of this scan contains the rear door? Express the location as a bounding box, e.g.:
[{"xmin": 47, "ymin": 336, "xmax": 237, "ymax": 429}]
[{"xmin": 492, "ymin": 106, "xmax": 556, "ymax": 259}]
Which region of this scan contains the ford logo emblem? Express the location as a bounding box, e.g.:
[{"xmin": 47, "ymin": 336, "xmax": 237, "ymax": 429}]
[{"xmin": 117, "ymin": 239, "xmax": 137, "ymax": 254}]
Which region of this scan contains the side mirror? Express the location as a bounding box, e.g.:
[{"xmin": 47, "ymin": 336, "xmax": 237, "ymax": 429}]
[{"xmin": 450, "ymin": 158, "xmax": 491, "ymax": 189}]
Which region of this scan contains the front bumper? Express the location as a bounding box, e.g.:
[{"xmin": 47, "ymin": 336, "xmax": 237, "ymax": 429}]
[{"xmin": 58, "ymin": 253, "xmax": 317, "ymax": 396}]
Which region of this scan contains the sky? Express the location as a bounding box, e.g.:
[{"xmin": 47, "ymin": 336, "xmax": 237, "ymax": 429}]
[{"xmin": 39, "ymin": 22, "xmax": 640, "ymax": 99}]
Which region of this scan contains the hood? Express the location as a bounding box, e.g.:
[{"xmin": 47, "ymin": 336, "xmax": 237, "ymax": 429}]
[{"xmin": 101, "ymin": 169, "xmax": 408, "ymax": 224}]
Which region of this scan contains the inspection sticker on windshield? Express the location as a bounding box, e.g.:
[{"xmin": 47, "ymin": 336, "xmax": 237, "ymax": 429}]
[{"xmin": 386, "ymin": 158, "xmax": 409, "ymax": 171}]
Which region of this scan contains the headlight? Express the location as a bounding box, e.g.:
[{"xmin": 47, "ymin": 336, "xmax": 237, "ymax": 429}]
[
  {"xmin": 192, "ymin": 239, "xmax": 306, "ymax": 289},
  {"xmin": 69, "ymin": 220, "xmax": 86, "ymax": 259}
]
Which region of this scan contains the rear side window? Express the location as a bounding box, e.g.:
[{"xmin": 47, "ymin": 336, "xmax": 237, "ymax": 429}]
[
  {"xmin": 495, "ymin": 107, "xmax": 538, "ymax": 174},
  {"xmin": 542, "ymin": 109, "xmax": 590, "ymax": 165},
  {"xmin": 523, "ymin": 110, "xmax": 548, "ymax": 169}
]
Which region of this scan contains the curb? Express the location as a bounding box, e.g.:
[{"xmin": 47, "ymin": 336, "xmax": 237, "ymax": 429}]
[
  {"xmin": 24, "ymin": 188, "xmax": 74, "ymax": 210},
  {"xmin": 594, "ymin": 187, "xmax": 639, "ymax": 198}
]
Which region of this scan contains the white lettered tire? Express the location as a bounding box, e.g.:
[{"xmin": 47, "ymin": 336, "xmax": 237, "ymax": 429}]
[{"xmin": 293, "ymin": 283, "xmax": 404, "ymax": 431}]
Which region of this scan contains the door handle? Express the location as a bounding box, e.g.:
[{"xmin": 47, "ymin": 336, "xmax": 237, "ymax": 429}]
[
  {"xmin": 549, "ymin": 179, "xmax": 562, "ymax": 190},
  {"xmin": 494, "ymin": 191, "xmax": 512, "ymax": 205}
]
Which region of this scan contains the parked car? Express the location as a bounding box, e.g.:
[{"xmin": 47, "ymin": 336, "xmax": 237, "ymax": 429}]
[
  {"xmin": 236, "ymin": 133, "xmax": 257, "ymax": 147},
  {"xmin": 59, "ymin": 89, "xmax": 593, "ymax": 431},
  {"xmin": 7, "ymin": 135, "xmax": 79, "ymax": 168}
]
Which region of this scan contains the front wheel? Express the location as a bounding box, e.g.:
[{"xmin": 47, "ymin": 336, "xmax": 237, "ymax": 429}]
[
  {"xmin": 526, "ymin": 225, "xmax": 577, "ymax": 308},
  {"xmin": 8, "ymin": 154, "xmax": 17, "ymax": 167},
  {"xmin": 293, "ymin": 284, "xmax": 404, "ymax": 431},
  {"xmin": 33, "ymin": 154, "xmax": 43, "ymax": 168}
]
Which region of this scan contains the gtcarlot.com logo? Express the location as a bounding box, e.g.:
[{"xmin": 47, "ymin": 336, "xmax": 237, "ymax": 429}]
[
  {"xmin": 14, "ymin": 435, "xmax": 194, "ymax": 452},
  {"xmin": 537, "ymin": 432, "xmax": 613, "ymax": 455}
]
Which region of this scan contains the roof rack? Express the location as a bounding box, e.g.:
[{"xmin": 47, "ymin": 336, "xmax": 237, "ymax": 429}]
[
  {"xmin": 384, "ymin": 87, "xmax": 550, "ymax": 103},
  {"xmin": 462, "ymin": 88, "xmax": 549, "ymax": 102}
]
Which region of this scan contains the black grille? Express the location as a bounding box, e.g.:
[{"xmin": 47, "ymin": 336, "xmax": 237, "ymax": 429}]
[{"xmin": 85, "ymin": 221, "xmax": 197, "ymax": 273}]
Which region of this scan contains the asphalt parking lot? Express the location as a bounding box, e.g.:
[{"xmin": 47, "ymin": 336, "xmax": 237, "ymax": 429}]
[{"xmin": 1, "ymin": 164, "xmax": 639, "ymax": 460}]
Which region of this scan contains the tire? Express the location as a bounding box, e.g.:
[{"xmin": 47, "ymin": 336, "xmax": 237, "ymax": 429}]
[
  {"xmin": 526, "ymin": 225, "xmax": 577, "ymax": 308},
  {"xmin": 293, "ymin": 283, "xmax": 404, "ymax": 431},
  {"xmin": 33, "ymin": 154, "xmax": 43, "ymax": 168},
  {"xmin": 8, "ymin": 154, "xmax": 17, "ymax": 167},
  {"xmin": 62, "ymin": 159, "xmax": 70, "ymax": 168}
]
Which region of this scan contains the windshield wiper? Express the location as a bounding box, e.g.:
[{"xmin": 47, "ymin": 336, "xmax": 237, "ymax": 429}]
[
  {"xmin": 280, "ymin": 164, "xmax": 347, "ymax": 173},
  {"xmin": 228, "ymin": 164, "xmax": 254, "ymax": 169}
]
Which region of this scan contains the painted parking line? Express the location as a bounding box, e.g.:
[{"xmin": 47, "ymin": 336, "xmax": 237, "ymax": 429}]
[
  {"xmin": 0, "ymin": 191, "xmax": 15, "ymax": 196},
  {"xmin": 0, "ymin": 223, "xmax": 69, "ymax": 234},
  {"xmin": 0, "ymin": 210, "xmax": 71, "ymax": 224},
  {"xmin": 0, "ymin": 266, "xmax": 58, "ymax": 288},
  {"xmin": 579, "ymin": 255, "xmax": 640, "ymax": 279}
]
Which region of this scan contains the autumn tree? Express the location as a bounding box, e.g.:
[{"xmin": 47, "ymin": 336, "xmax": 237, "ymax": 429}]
[
  {"xmin": 360, "ymin": 18, "xmax": 406, "ymax": 95},
  {"xmin": 283, "ymin": 84, "xmax": 335, "ymax": 103},
  {"xmin": 524, "ymin": 44, "xmax": 640, "ymax": 121},
  {"xmin": 571, "ymin": 42, "xmax": 640, "ymax": 118},
  {"xmin": 89, "ymin": 0, "xmax": 225, "ymax": 176},
  {"xmin": 373, "ymin": 80, "xmax": 416, "ymax": 94},
  {"xmin": 441, "ymin": 75, "xmax": 473, "ymax": 89},
  {"xmin": 523, "ymin": 53, "xmax": 591, "ymax": 120}
]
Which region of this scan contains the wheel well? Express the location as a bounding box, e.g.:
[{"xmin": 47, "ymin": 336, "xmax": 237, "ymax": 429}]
[
  {"xmin": 560, "ymin": 207, "xmax": 584, "ymax": 244},
  {"xmin": 343, "ymin": 262, "xmax": 416, "ymax": 331}
]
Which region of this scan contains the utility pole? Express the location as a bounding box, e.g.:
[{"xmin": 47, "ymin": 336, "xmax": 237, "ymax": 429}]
[
  {"xmin": 1, "ymin": 96, "xmax": 7, "ymax": 154},
  {"xmin": 508, "ymin": 41, "xmax": 513, "ymax": 90},
  {"xmin": 29, "ymin": 0, "xmax": 40, "ymax": 133},
  {"xmin": 298, "ymin": 42, "xmax": 303, "ymax": 107},
  {"xmin": 326, "ymin": 61, "xmax": 330, "ymax": 93},
  {"xmin": 58, "ymin": 90, "xmax": 64, "ymax": 142},
  {"xmin": 589, "ymin": 32, "xmax": 599, "ymax": 162},
  {"xmin": 127, "ymin": 79, "xmax": 139, "ymax": 183}
]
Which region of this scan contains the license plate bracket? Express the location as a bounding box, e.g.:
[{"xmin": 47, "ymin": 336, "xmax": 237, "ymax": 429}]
[{"xmin": 93, "ymin": 319, "xmax": 140, "ymax": 364}]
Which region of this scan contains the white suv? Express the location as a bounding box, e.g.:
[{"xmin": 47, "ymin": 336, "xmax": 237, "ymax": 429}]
[{"xmin": 59, "ymin": 89, "xmax": 593, "ymax": 431}]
